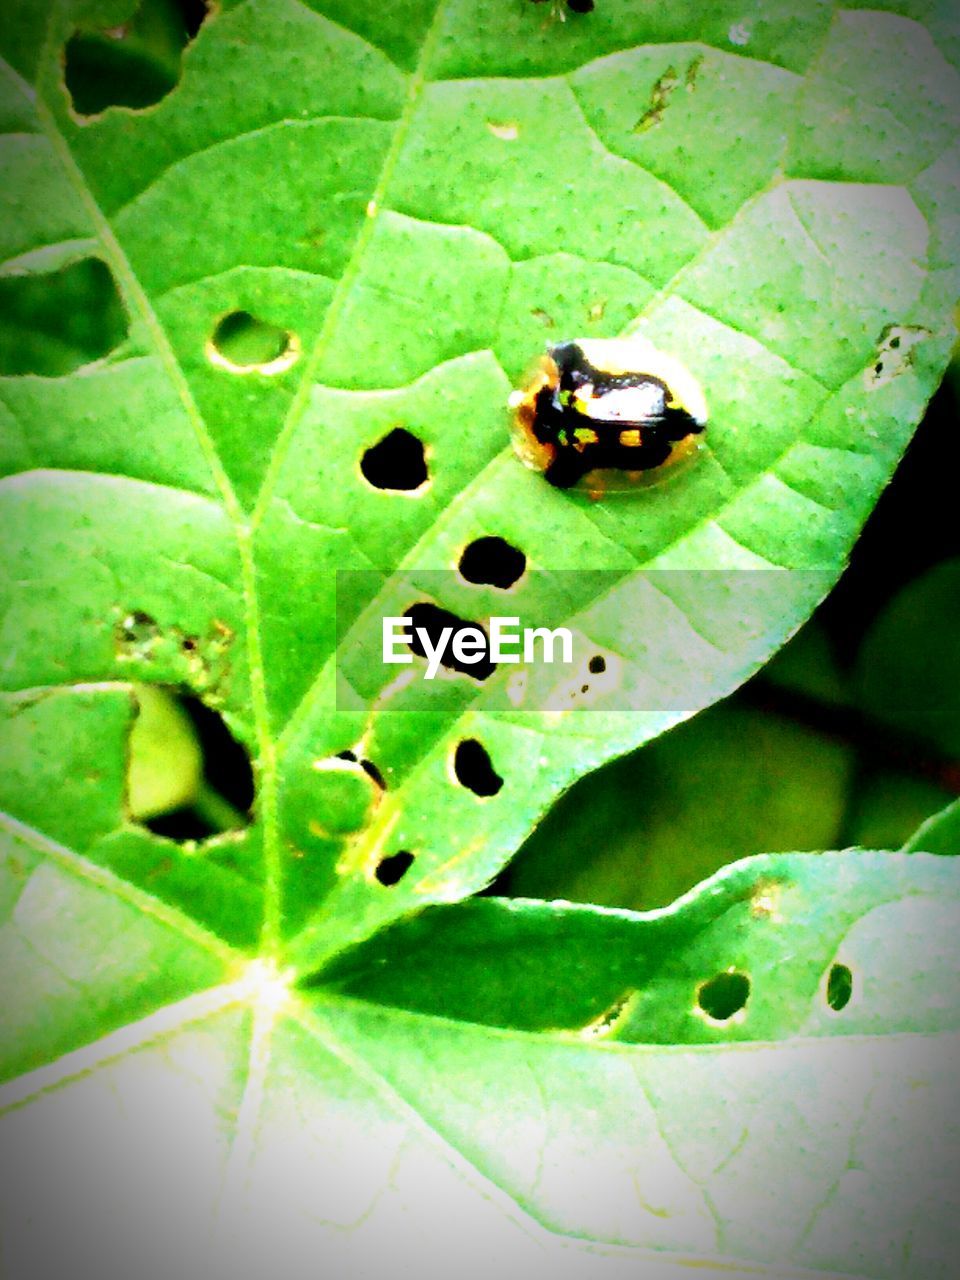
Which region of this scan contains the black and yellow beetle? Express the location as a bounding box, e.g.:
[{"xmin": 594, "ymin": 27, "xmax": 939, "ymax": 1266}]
[{"xmin": 509, "ymin": 338, "xmax": 708, "ymax": 490}]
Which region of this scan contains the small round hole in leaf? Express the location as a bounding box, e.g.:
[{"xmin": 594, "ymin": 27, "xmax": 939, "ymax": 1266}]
[
  {"xmin": 360, "ymin": 428, "xmax": 429, "ymax": 491},
  {"xmin": 826, "ymin": 963, "xmax": 853, "ymax": 1011},
  {"xmin": 208, "ymin": 311, "xmax": 299, "ymax": 374},
  {"xmin": 458, "ymin": 537, "xmax": 526, "ymax": 589},
  {"xmin": 453, "ymin": 739, "xmax": 503, "ymax": 797},
  {"xmin": 375, "ymin": 850, "xmax": 415, "ymax": 886},
  {"xmin": 697, "ymin": 970, "xmax": 750, "ymax": 1021}
]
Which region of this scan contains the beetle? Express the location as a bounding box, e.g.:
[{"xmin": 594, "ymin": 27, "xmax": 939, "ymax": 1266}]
[{"xmin": 509, "ymin": 337, "xmax": 708, "ymax": 490}]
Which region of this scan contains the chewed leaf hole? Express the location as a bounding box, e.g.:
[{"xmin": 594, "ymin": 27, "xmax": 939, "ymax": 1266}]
[
  {"xmin": 405, "ymin": 603, "xmax": 495, "ymax": 680},
  {"xmin": 336, "ymin": 750, "xmax": 385, "ymax": 789},
  {"xmin": 579, "ymin": 989, "xmax": 635, "ymax": 1039},
  {"xmin": 360, "ymin": 428, "xmax": 429, "ymax": 492},
  {"xmin": 458, "ymin": 537, "xmax": 526, "ymax": 589},
  {"xmin": 865, "ymin": 324, "xmax": 930, "ymax": 389},
  {"xmin": 208, "ymin": 311, "xmax": 300, "ymax": 374},
  {"xmin": 826, "ymin": 962, "xmax": 853, "ymax": 1012},
  {"xmin": 128, "ymin": 685, "xmax": 253, "ymax": 842},
  {"xmin": 375, "ymin": 850, "xmax": 415, "ymax": 886},
  {"xmin": 65, "ymin": 0, "xmax": 208, "ymax": 116},
  {"xmin": 697, "ymin": 970, "xmax": 750, "ymax": 1022},
  {"xmin": 0, "ymin": 258, "xmax": 127, "ymax": 376},
  {"xmin": 453, "ymin": 739, "xmax": 503, "ymax": 797}
]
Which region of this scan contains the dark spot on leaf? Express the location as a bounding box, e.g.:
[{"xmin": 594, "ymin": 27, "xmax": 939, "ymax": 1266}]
[
  {"xmin": 65, "ymin": 0, "xmax": 209, "ymax": 116},
  {"xmin": 634, "ymin": 66, "xmax": 679, "ymax": 132},
  {"xmin": 826, "ymin": 963, "xmax": 853, "ymax": 1011},
  {"xmin": 458, "ymin": 537, "xmax": 526, "ymax": 589},
  {"xmin": 566, "ymin": 0, "xmax": 594, "ymax": 11},
  {"xmin": 685, "ymin": 53, "xmax": 704, "ymax": 89},
  {"xmin": 0, "ymin": 258, "xmax": 128, "ymax": 376},
  {"xmin": 453, "ymin": 739, "xmax": 503, "ymax": 797},
  {"xmin": 405, "ymin": 603, "xmax": 495, "ymax": 680},
  {"xmin": 375, "ymin": 850, "xmax": 415, "ymax": 886},
  {"xmin": 117, "ymin": 610, "xmax": 160, "ymax": 649},
  {"xmin": 360, "ymin": 428, "xmax": 429, "ymax": 492},
  {"xmin": 866, "ymin": 324, "xmax": 930, "ymax": 389},
  {"xmin": 588, "ymin": 654, "xmax": 606, "ymax": 674},
  {"xmin": 114, "ymin": 609, "xmax": 233, "ymax": 695},
  {"xmin": 209, "ymin": 310, "xmax": 298, "ymax": 372},
  {"xmin": 697, "ymin": 970, "xmax": 750, "ymax": 1021}
]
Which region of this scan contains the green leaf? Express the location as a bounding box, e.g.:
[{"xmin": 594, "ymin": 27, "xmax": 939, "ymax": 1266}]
[
  {"xmin": 4, "ymin": 844, "xmax": 960, "ymax": 1277},
  {"xmin": 845, "ymin": 768, "xmax": 956, "ymax": 851},
  {"xmin": 505, "ymin": 700, "xmax": 855, "ymax": 910},
  {"xmin": 3, "ymin": 0, "xmax": 960, "ymax": 1273},
  {"xmin": 855, "ymin": 558, "xmax": 960, "ymax": 758},
  {"xmin": 905, "ymin": 796, "xmax": 960, "ymax": 855},
  {"xmin": 2, "ymin": 0, "xmax": 958, "ymax": 961}
]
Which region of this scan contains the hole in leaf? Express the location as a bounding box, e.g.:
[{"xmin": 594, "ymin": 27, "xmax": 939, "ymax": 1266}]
[
  {"xmin": 0, "ymin": 258, "xmax": 128, "ymax": 376},
  {"xmin": 865, "ymin": 323, "xmax": 930, "ymax": 389},
  {"xmin": 360, "ymin": 428, "xmax": 429, "ymax": 492},
  {"xmin": 207, "ymin": 310, "xmax": 299, "ymax": 374},
  {"xmin": 65, "ymin": 0, "xmax": 209, "ymax": 116},
  {"xmin": 359, "ymin": 758, "xmax": 385, "ymax": 788},
  {"xmin": 128, "ymin": 686, "xmax": 253, "ymax": 842},
  {"xmin": 453, "ymin": 739, "xmax": 503, "ymax": 797},
  {"xmin": 405, "ymin": 603, "xmax": 495, "ymax": 681},
  {"xmin": 588, "ymin": 654, "xmax": 606, "ymax": 674},
  {"xmin": 826, "ymin": 963, "xmax": 853, "ymax": 1011},
  {"xmin": 697, "ymin": 970, "xmax": 750, "ymax": 1021},
  {"xmin": 458, "ymin": 537, "xmax": 526, "ymax": 589},
  {"xmin": 336, "ymin": 750, "xmax": 385, "ymax": 789},
  {"xmin": 375, "ymin": 850, "xmax": 415, "ymax": 886},
  {"xmin": 580, "ymin": 989, "xmax": 635, "ymax": 1039}
]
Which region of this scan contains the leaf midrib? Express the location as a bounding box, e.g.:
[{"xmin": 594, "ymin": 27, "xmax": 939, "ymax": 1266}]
[{"xmin": 21, "ymin": 0, "xmax": 451, "ymax": 957}]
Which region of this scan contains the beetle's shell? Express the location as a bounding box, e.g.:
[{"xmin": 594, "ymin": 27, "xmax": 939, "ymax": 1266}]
[{"xmin": 510, "ymin": 337, "xmax": 707, "ymax": 492}]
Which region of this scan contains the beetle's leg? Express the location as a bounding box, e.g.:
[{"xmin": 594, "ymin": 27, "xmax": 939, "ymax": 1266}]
[{"xmin": 544, "ymin": 450, "xmax": 586, "ymax": 489}]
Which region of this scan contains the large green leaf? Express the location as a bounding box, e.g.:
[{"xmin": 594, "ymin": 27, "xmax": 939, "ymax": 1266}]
[
  {"xmin": 2, "ymin": 0, "xmax": 960, "ymax": 1273},
  {"xmin": 3, "ymin": 840, "xmax": 960, "ymax": 1277},
  {"xmin": 2, "ymin": 0, "xmax": 958, "ymax": 958}
]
